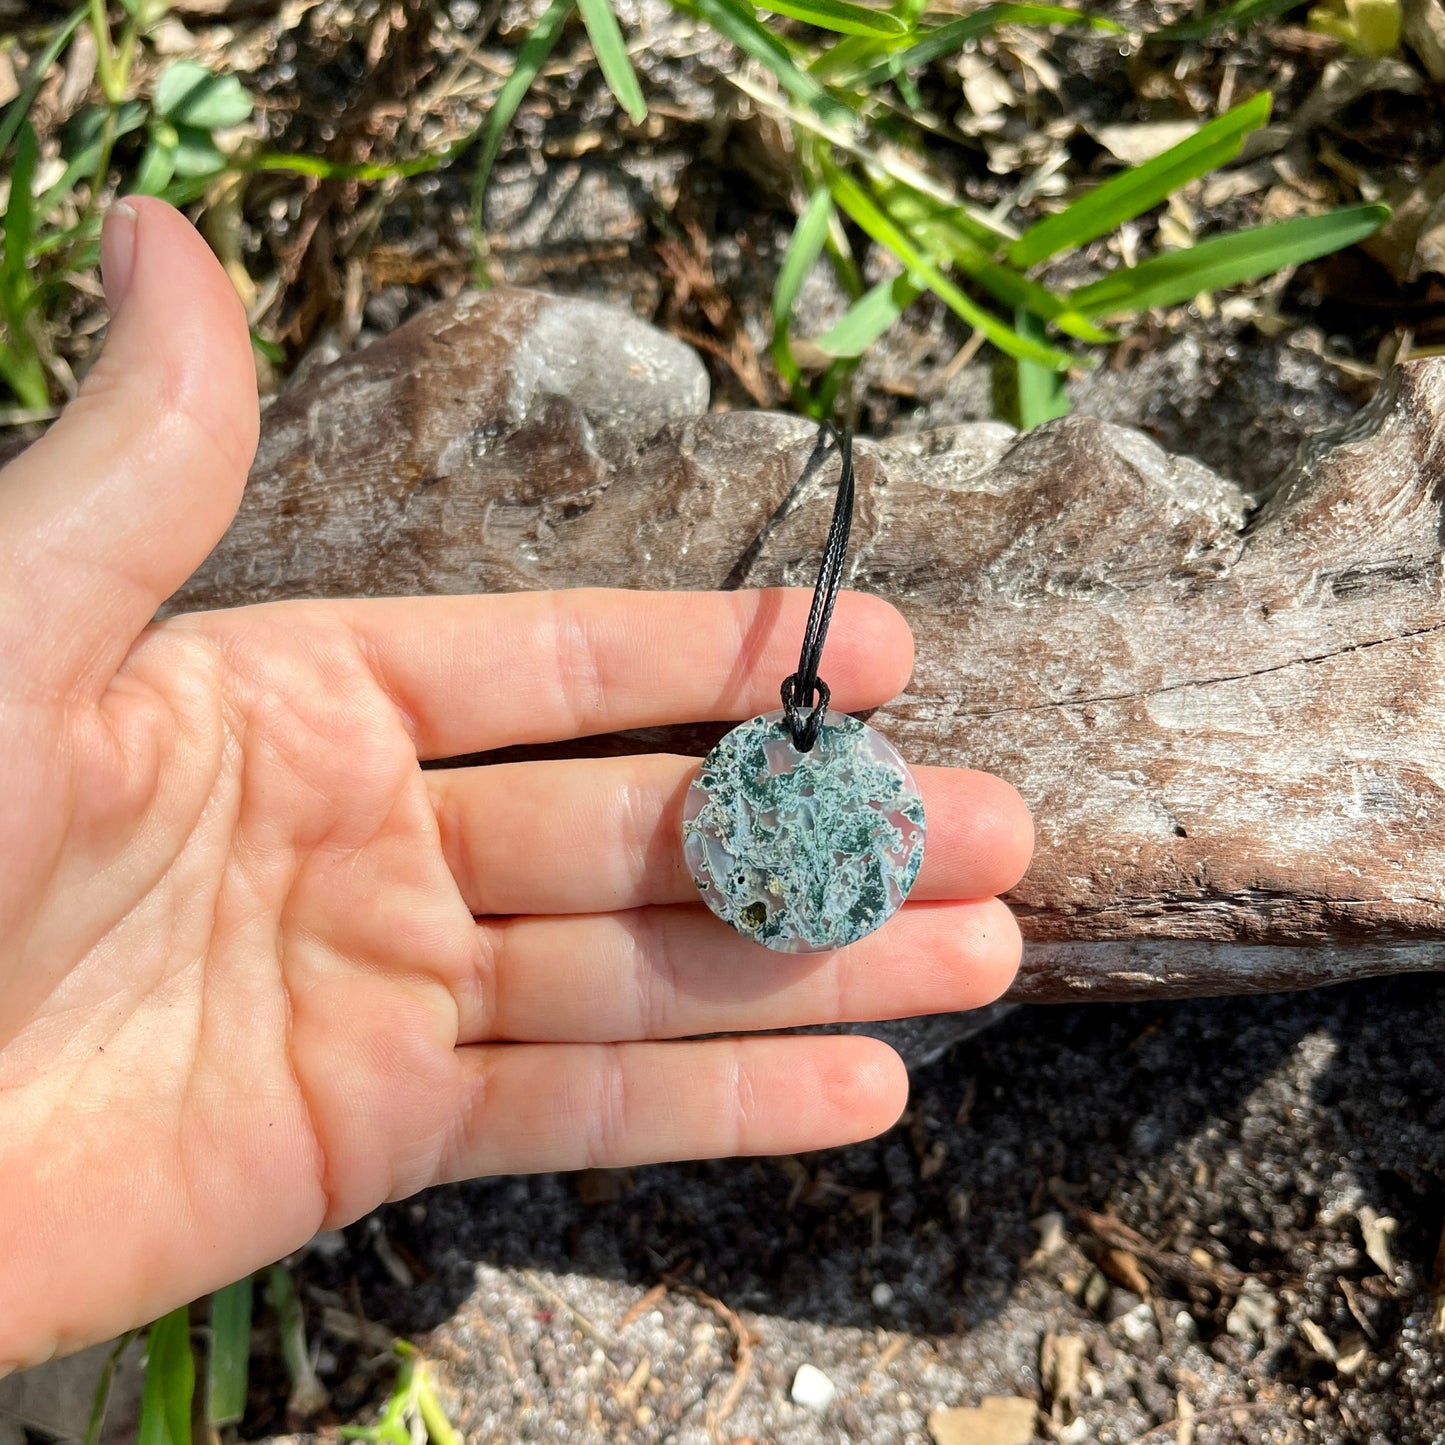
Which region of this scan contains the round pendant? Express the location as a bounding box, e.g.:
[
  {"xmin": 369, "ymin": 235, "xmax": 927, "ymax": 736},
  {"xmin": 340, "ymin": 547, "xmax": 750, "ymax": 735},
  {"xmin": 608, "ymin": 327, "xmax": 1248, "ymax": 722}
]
[{"xmin": 681, "ymin": 709, "xmax": 926, "ymax": 954}]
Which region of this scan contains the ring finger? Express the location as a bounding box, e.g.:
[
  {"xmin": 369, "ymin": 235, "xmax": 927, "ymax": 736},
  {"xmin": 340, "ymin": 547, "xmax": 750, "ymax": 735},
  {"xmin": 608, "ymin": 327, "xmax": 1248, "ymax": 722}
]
[{"xmin": 456, "ymin": 895, "xmax": 1021, "ymax": 1045}]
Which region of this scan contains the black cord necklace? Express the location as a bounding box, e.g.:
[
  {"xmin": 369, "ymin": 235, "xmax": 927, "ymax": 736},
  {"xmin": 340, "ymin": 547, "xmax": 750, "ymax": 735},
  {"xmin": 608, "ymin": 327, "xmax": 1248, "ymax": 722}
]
[
  {"xmin": 681, "ymin": 424, "xmax": 926, "ymax": 954},
  {"xmin": 780, "ymin": 422, "xmax": 853, "ymax": 753}
]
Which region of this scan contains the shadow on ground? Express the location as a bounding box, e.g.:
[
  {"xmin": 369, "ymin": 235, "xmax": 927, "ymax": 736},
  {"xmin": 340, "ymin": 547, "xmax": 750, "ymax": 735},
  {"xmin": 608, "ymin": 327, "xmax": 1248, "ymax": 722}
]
[{"xmin": 285, "ymin": 975, "xmax": 1445, "ymax": 1442}]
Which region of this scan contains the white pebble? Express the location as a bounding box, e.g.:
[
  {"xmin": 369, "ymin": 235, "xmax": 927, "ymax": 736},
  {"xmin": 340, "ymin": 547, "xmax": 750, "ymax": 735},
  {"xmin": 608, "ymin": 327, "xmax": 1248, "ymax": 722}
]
[
  {"xmin": 1119, "ymin": 1303, "xmax": 1155, "ymax": 1344},
  {"xmin": 871, "ymin": 1282, "xmax": 895, "ymax": 1308},
  {"xmin": 790, "ymin": 1363, "xmax": 838, "ymax": 1411}
]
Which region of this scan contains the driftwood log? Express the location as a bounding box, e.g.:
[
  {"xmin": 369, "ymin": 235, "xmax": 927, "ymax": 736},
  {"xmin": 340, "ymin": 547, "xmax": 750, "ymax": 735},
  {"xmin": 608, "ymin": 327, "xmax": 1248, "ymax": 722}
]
[{"xmin": 169, "ymin": 288, "xmax": 1445, "ymax": 1003}]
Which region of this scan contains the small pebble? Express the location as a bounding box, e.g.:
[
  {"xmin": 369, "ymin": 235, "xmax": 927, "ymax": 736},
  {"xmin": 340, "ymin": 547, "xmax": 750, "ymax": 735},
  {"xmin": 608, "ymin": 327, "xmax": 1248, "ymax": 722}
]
[
  {"xmin": 871, "ymin": 1282, "xmax": 895, "ymax": 1308},
  {"xmin": 791, "ymin": 1363, "xmax": 838, "ymax": 1411},
  {"xmin": 1118, "ymin": 1303, "xmax": 1155, "ymax": 1345}
]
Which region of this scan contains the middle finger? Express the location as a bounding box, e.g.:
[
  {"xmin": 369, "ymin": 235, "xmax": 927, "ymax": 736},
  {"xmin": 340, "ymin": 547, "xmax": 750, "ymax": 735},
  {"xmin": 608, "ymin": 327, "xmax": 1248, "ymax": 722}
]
[{"xmin": 427, "ymin": 752, "xmax": 1033, "ymax": 916}]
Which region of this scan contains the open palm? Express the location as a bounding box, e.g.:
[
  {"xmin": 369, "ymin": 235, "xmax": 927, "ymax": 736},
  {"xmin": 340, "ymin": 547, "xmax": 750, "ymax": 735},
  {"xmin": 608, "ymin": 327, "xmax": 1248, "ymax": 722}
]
[{"xmin": 0, "ymin": 201, "xmax": 1031, "ymax": 1371}]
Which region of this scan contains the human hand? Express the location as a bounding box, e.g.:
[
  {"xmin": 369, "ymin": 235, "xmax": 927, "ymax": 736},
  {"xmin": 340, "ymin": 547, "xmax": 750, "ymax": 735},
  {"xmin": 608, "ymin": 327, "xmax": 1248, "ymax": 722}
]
[{"xmin": 0, "ymin": 199, "xmax": 1032, "ymax": 1370}]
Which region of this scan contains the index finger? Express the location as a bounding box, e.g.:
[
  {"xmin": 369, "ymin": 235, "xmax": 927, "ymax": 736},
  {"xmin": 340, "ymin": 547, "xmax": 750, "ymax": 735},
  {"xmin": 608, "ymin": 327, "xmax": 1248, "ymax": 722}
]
[{"xmin": 317, "ymin": 587, "xmax": 916, "ymax": 759}]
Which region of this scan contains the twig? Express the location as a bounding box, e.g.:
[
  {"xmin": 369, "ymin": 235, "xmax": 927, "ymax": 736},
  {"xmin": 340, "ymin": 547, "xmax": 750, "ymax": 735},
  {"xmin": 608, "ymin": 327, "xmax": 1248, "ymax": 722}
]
[
  {"xmin": 618, "ymin": 1282, "xmax": 669, "ymax": 1332},
  {"xmin": 1055, "ymin": 1194, "xmax": 1244, "ymax": 1296},
  {"xmin": 681, "ymin": 1286, "xmax": 755, "ymax": 1443},
  {"xmin": 521, "ymin": 1268, "xmax": 619, "ymax": 1357}
]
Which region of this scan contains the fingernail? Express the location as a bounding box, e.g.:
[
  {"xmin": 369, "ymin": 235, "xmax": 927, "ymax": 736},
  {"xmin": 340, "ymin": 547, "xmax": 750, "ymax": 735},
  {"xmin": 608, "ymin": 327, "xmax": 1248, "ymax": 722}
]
[{"xmin": 101, "ymin": 201, "xmax": 139, "ymax": 316}]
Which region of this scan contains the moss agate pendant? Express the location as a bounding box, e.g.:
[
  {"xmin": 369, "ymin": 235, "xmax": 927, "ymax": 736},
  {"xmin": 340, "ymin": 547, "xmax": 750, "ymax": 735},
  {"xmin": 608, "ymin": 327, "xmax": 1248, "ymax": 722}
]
[{"xmin": 682, "ymin": 709, "xmax": 926, "ymax": 954}]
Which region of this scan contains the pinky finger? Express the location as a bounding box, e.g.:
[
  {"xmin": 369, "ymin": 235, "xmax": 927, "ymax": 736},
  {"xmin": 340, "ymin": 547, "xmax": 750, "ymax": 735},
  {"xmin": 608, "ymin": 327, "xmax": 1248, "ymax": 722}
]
[{"xmin": 435, "ymin": 1036, "xmax": 908, "ymax": 1181}]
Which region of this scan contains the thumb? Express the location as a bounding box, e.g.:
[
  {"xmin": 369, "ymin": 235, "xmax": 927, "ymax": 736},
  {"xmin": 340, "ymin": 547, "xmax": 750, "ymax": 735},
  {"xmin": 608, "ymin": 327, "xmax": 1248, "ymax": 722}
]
[{"xmin": 0, "ymin": 197, "xmax": 258, "ymax": 696}]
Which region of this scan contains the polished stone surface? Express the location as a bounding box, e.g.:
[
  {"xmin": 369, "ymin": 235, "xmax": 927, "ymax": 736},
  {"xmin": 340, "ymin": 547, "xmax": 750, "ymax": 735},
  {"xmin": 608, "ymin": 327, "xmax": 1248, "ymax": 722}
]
[{"xmin": 682, "ymin": 709, "xmax": 926, "ymax": 954}]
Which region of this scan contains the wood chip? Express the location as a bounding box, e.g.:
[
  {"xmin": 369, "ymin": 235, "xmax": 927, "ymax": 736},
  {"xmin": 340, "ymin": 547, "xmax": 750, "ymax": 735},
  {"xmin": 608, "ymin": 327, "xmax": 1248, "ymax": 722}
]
[
  {"xmin": 1175, "ymin": 1392, "xmax": 1196, "ymax": 1445},
  {"xmin": 1358, "ymin": 1205, "xmax": 1400, "ymax": 1281},
  {"xmin": 928, "ymin": 1397, "xmax": 1038, "ymax": 1445},
  {"xmin": 1040, "ymin": 1332, "xmax": 1084, "ymax": 1422},
  {"xmin": 1101, "ymin": 1246, "xmax": 1153, "ymax": 1299},
  {"xmin": 1300, "ymin": 1317, "xmax": 1338, "ymax": 1361}
]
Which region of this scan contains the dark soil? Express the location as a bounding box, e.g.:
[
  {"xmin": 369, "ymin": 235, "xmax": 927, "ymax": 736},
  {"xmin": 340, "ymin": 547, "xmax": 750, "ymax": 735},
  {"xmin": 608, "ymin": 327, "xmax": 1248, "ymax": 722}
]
[{"xmin": 272, "ymin": 976, "xmax": 1445, "ymax": 1444}]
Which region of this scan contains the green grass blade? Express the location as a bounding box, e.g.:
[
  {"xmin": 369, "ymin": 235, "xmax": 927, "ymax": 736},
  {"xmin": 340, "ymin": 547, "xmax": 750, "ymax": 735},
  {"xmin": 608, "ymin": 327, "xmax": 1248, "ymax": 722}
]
[
  {"xmin": 0, "ymin": 343, "xmax": 50, "ymax": 410},
  {"xmin": 1002, "ymin": 306, "xmax": 1071, "ymax": 428},
  {"xmin": 206, "ymin": 1276, "xmax": 254, "ymax": 1428},
  {"xmin": 772, "ymin": 185, "xmax": 835, "ymax": 387},
  {"xmin": 754, "ymin": 0, "xmax": 907, "ymax": 36},
  {"xmin": 826, "ymin": 165, "xmax": 1072, "ymax": 367},
  {"xmin": 1008, "ymin": 91, "xmax": 1273, "ymax": 268},
  {"xmin": 674, "ymin": 0, "xmax": 854, "ymax": 123},
  {"xmin": 138, "ymin": 1307, "xmax": 195, "ymax": 1445},
  {"xmin": 1069, "ymin": 202, "xmax": 1390, "ymax": 318},
  {"xmin": 0, "ymin": 6, "xmax": 87, "ymax": 160},
  {"xmin": 575, "ymin": 0, "xmax": 647, "ymax": 122},
  {"xmin": 84, "ymin": 1333, "xmax": 137, "ymax": 1445},
  {"xmin": 1153, "ymin": 0, "xmax": 1306, "ymax": 40},
  {"xmin": 870, "ymin": 175, "xmax": 1112, "ymax": 341},
  {"xmin": 808, "ymin": 31, "xmax": 909, "ymax": 80},
  {"xmin": 3, "ymin": 121, "xmax": 38, "ymax": 295},
  {"xmin": 857, "ymin": 3, "xmax": 1123, "ymax": 85},
  {"xmin": 471, "ymin": 0, "xmax": 575, "ymax": 216},
  {"xmin": 814, "ymin": 271, "xmax": 924, "ymax": 356},
  {"xmin": 414, "ymin": 1367, "xmax": 465, "ymax": 1445},
  {"xmin": 265, "ymin": 1265, "xmax": 328, "ymax": 1416}
]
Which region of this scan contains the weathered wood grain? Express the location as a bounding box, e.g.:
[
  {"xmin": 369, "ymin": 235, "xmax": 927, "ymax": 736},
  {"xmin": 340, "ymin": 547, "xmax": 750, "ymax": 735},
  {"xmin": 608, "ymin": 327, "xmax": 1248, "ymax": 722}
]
[{"xmin": 170, "ymin": 287, "xmax": 1445, "ymax": 1002}]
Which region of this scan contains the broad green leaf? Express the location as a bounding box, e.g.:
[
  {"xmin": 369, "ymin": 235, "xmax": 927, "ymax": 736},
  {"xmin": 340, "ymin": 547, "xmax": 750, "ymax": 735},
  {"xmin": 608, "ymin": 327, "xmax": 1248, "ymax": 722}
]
[
  {"xmin": 170, "ymin": 123, "xmax": 227, "ymax": 177},
  {"xmin": 815, "ymin": 271, "xmax": 924, "ymax": 356},
  {"xmin": 1068, "ymin": 202, "xmax": 1390, "ymax": 318},
  {"xmin": 1153, "ymin": 0, "xmax": 1306, "ymax": 39},
  {"xmin": 3, "ymin": 121, "xmax": 38, "ymax": 295},
  {"xmin": 37, "ymin": 102, "xmax": 148, "ymax": 215},
  {"xmin": 857, "ymin": 3, "xmax": 1123, "ymax": 85},
  {"xmin": 133, "ymin": 135, "xmax": 178, "ymax": 194},
  {"xmin": 0, "ymin": 6, "xmax": 86, "ymax": 160},
  {"xmin": 138, "ymin": 1308, "xmax": 194, "ymax": 1445},
  {"xmin": 871, "ymin": 175, "xmax": 1112, "ymax": 341},
  {"xmin": 754, "ymin": 0, "xmax": 907, "ymax": 37},
  {"xmin": 576, "ymin": 0, "xmax": 648, "ymax": 123},
  {"xmin": 471, "ymin": 0, "xmax": 574, "ymax": 209},
  {"xmin": 826, "ymin": 165, "xmax": 1073, "ymax": 367},
  {"xmin": 152, "ymin": 61, "xmax": 254, "ymax": 130},
  {"xmin": 206, "ymin": 1277, "xmax": 254, "ymax": 1429},
  {"xmin": 119, "ymin": 0, "xmax": 173, "ymax": 21},
  {"xmin": 1008, "ymin": 91, "xmax": 1273, "ymax": 268},
  {"xmin": 673, "ymin": 0, "xmax": 854, "ymax": 123},
  {"xmin": 65, "ymin": 101, "xmax": 148, "ymax": 164},
  {"xmin": 772, "ymin": 185, "xmax": 836, "ymax": 386}
]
